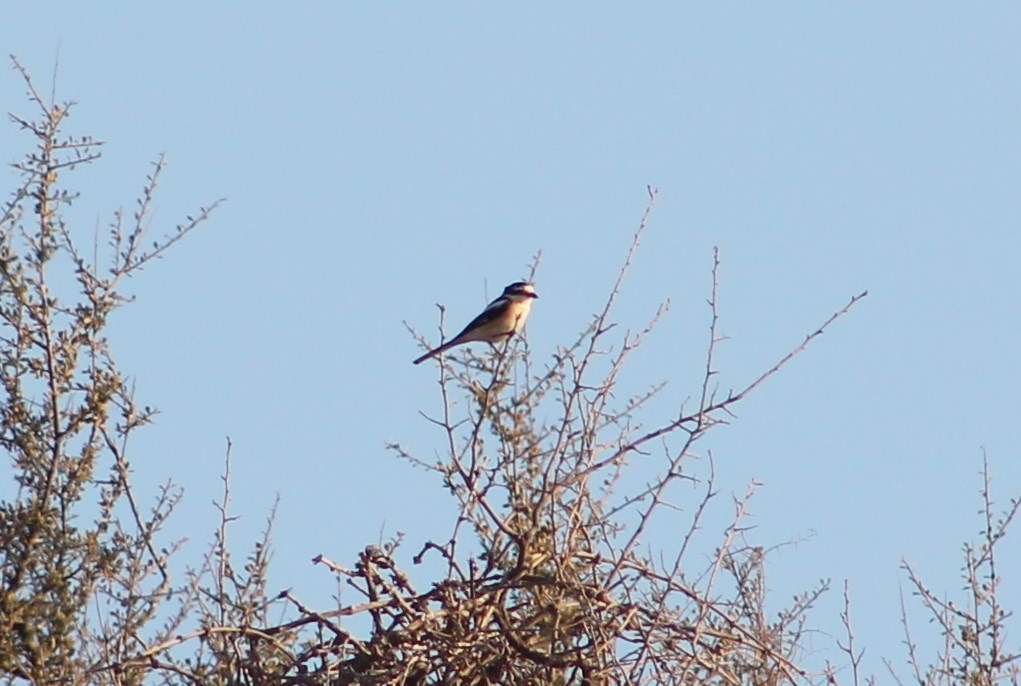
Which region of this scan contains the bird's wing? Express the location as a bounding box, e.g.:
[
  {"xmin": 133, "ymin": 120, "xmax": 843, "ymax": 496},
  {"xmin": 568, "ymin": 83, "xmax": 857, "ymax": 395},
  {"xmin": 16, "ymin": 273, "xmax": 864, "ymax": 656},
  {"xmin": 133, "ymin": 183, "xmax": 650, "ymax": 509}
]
[
  {"xmin": 448, "ymin": 297, "xmax": 509, "ymax": 343},
  {"xmin": 413, "ymin": 296, "xmax": 514, "ymax": 364}
]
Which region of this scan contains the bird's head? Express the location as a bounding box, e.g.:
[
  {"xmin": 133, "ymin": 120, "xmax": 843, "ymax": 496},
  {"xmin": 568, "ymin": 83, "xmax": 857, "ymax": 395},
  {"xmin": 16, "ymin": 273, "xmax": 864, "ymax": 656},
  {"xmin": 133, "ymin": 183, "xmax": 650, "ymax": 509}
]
[{"xmin": 504, "ymin": 281, "xmax": 539, "ymax": 300}]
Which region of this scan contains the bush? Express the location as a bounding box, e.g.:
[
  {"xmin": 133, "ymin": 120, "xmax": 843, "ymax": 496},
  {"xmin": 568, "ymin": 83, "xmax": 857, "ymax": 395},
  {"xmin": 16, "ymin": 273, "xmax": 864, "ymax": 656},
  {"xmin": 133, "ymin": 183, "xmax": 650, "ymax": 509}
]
[{"xmin": 2, "ymin": 58, "xmax": 1016, "ymax": 686}]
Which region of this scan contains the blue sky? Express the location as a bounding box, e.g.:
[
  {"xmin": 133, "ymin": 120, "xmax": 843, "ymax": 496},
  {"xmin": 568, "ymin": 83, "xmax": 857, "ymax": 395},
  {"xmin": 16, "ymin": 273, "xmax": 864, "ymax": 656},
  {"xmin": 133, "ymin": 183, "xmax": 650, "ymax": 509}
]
[{"xmin": 2, "ymin": 3, "xmax": 1019, "ymax": 678}]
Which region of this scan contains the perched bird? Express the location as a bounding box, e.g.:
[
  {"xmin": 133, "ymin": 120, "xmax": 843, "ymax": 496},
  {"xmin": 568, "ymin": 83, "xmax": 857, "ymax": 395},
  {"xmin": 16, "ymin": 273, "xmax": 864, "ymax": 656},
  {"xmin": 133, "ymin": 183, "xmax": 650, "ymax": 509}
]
[{"xmin": 413, "ymin": 281, "xmax": 539, "ymax": 365}]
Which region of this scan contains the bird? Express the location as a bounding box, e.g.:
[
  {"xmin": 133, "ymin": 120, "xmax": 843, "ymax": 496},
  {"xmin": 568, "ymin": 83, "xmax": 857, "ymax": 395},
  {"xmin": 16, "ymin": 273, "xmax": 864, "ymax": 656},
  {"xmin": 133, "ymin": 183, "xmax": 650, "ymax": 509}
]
[{"xmin": 413, "ymin": 281, "xmax": 539, "ymax": 365}]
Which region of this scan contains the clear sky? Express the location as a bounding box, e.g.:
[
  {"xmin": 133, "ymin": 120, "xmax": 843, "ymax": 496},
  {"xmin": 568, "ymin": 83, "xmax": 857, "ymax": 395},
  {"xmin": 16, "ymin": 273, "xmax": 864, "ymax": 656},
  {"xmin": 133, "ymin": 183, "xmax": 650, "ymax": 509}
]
[{"xmin": 2, "ymin": 3, "xmax": 1019, "ymax": 678}]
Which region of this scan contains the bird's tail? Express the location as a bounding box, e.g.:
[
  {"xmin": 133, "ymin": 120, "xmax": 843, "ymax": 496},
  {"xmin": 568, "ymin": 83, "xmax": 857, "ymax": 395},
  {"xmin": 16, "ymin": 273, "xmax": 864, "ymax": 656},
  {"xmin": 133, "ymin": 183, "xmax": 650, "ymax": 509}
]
[{"xmin": 412, "ymin": 339, "xmax": 459, "ymax": 365}]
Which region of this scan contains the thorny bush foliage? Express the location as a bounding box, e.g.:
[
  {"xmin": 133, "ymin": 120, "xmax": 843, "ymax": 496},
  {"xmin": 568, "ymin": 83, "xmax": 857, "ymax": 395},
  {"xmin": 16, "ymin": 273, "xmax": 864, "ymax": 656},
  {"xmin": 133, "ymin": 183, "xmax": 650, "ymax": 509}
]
[
  {"xmin": 0, "ymin": 60, "xmax": 223, "ymax": 685},
  {"xmin": 1, "ymin": 59, "xmax": 1017, "ymax": 686},
  {"xmin": 365, "ymin": 199, "xmax": 864, "ymax": 686}
]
